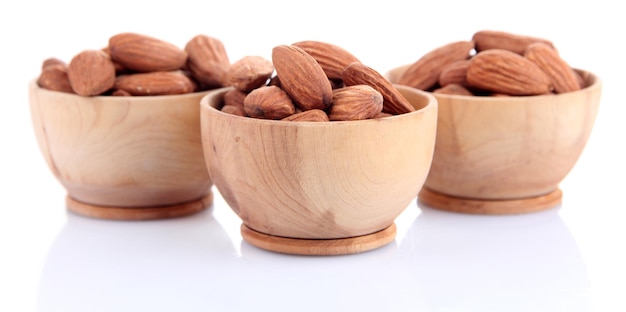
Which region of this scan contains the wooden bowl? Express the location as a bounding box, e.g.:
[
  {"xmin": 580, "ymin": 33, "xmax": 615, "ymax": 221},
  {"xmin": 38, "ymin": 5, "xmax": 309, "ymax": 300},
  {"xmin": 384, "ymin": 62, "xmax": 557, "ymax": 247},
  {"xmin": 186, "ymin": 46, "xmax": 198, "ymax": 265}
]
[
  {"xmin": 200, "ymin": 85, "xmax": 438, "ymax": 255},
  {"xmin": 387, "ymin": 65, "xmax": 602, "ymax": 214},
  {"xmin": 29, "ymin": 81, "xmax": 214, "ymax": 220}
]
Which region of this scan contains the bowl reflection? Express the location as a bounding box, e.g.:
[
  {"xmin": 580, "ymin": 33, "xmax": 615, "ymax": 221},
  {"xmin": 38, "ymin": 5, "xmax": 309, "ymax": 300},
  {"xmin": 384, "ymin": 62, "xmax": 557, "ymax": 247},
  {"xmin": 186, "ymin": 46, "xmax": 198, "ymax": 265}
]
[
  {"xmin": 236, "ymin": 239, "xmax": 401, "ymax": 311},
  {"xmin": 392, "ymin": 203, "xmax": 592, "ymax": 311},
  {"xmin": 37, "ymin": 208, "xmax": 239, "ymax": 311},
  {"xmin": 36, "ymin": 198, "xmax": 591, "ymax": 311}
]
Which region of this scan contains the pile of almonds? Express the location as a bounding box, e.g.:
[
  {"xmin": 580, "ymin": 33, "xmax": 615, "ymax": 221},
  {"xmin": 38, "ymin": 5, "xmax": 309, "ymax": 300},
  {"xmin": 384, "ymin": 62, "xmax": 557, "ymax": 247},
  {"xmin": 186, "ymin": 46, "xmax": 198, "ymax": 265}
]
[
  {"xmin": 37, "ymin": 32, "xmax": 230, "ymax": 96},
  {"xmin": 219, "ymin": 41, "xmax": 415, "ymax": 122},
  {"xmin": 397, "ymin": 30, "xmax": 585, "ymax": 96},
  {"xmin": 37, "ymin": 35, "xmax": 416, "ymax": 122}
]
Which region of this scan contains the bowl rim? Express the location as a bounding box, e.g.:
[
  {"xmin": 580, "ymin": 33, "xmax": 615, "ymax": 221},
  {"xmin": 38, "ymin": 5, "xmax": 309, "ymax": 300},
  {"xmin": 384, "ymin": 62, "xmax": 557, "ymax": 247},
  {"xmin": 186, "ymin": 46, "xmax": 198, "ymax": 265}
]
[
  {"xmin": 200, "ymin": 84, "xmax": 438, "ymax": 127},
  {"xmin": 29, "ymin": 79, "xmax": 214, "ymax": 103}
]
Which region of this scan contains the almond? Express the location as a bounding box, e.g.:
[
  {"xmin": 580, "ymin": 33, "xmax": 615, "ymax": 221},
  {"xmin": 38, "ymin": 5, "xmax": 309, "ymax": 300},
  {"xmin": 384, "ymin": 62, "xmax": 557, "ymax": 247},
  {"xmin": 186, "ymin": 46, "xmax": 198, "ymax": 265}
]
[
  {"xmin": 328, "ymin": 85, "xmax": 383, "ymax": 121},
  {"xmin": 114, "ymin": 71, "xmax": 195, "ymax": 96},
  {"xmin": 524, "ymin": 42, "xmax": 581, "ymax": 94},
  {"xmin": 221, "ymin": 104, "xmax": 247, "ymax": 117},
  {"xmin": 472, "ymin": 30, "xmax": 555, "ymax": 55},
  {"xmin": 244, "ymin": 85, "xmax": 296, "ymax": 119},
  {"xmin": 574, "ymin": 69, "xmax": 586, "ymax": 89},
  {"xmin": 342, "ymin": 62, "xmax": 414, "ymax": 115},
  {"xmin": 109, "ymin": 32, "xmax": 187, "ymax": 72},
  {"xmin": 223, "ymin": 88, "xmax": 247, "ymax": 109},
  {"xmin": 292, "ymin": 40, "xmax": 361, "ymax": 80},
  {"xmin": 38, "ymin": 63, "xmax": 74, "ymax": 94},
  {"xmin": 433, "ymin": 83, "xmax": 473, "ymax": 96},
  {"xmin": 185, "ymin": 34, "xmax": 231, "ymax": 89},
  {"xmin": 67, "ymin": 50, "xmax": 116, "ymax": 96},
  {"xmin": 180, "ymin": 70, "xmax": 200, "ymax": 92},
  {"xmin": 111, "ymin": 89, "xmax": 132, "ymax": 96},
  {"xmin": 281, "ymin": 109, "xmax": 329, "ymax": 122},
  {"xmin": 438, "ymin": 59, "xmax": 470, "ymax": 87},
  {"xmin": 375, "ymin": 112, "xmax": 393, "ymax": 119},
  {"xmin": 466, "ymin": 49, "xmax": 552, "ymax": 96},
  {"xmin": 329, "ymin": 79, "xmax": 344, "ymax": 89},
  {"xmin": 227, "ymin": 56, "xmax": 274, "ymax": 92},
  {"xmin": 271, "ymin": 45, "xmax": 333, "ymax": 111},
  {"xmin": 41, "ymin": 57, "xmax": 66, "ymax": 70},
  {"xmin": 101, "ymin": 46, "xmax": 129, "ymax": 74},
  {"xmin": 397, "ymin": 40, "xmax": 474, "ymax": 91},
  {"xmin": 267, "ymin": 75, "xmax": 281, "ymax": 88}
]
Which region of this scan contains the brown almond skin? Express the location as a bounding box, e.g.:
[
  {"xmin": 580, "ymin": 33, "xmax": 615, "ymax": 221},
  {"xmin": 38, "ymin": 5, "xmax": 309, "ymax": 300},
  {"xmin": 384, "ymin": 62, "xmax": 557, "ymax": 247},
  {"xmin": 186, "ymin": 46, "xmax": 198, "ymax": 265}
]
[
  {"xmin": 41, "ymin": 57, "xmax": 66, "ymax": 70},
  {"xmin": 227, "ymin": 55, "xmax": 274, "ymax": 92},
  {"xmin": 398, "ymin": 40, "xmax": 474, "ymax": 91},
  {"xmin": 473, "ymin": 30, "xmax": 555, "ymax": 55},
  {"xmin": 271, "ymin": 45, "xmax": 333, "ymax": 111},
  {"xmin": 433, "ymin": 83, "xmax": 473, "ymax": 96},
  {"xmin": 111, "ymin": 89, "xmax": 133, "ymax": 96},
  {"xmin": 101, "ymin": 46, "xmax": 130, "ymax": 74},
  {"xmin": 244, "ymin": 85, "xmax": 296, "ymax": 119},
  {"xmin": 281, "ymin": 109, "xmax": 329, "ymax": 122},
  {"xmin": 180, "ymin": 70, "xmax": 200, "ymax": 92},
  {"xmin": 438, "ymin": 59, "xmax": 470, "ymax": 87},
  {"xmin": 67, "ymin": 50, "xmax": 116, "ymax": 96},
  {"xmin": 375, "ymin": 112, "xmax": 393, "ymax": 118},
  {"xmin": 292, "ymin": 40, "xmax": 361, "ymax": 80},
  {"xmin": 328, "ymin": 85, "xmax": 383, "ymax": 121},
  {"xmin": 223, "ymin": 88, "xmax": 247, "ymax": 109},
  {"xmin": 185, "ymin": 34, "xmax": 231, "ymax": 89},
  {"xmin": 221, "ymin": 104, "xmax": 247, "ymax": 117},
  {"xmin": 109, "ymin": 32, "xmax": 187, "ymax": 72},
  {"xmin": 342, "ymin": 62, "xmax": 414, "ymax": 115},
  {"xmin": 267, "ymin": 75, "xmax": 281, "ymax": 88},
  {"xmin": 466, "ymin": 49, "xmax": 552, "ymax": 96},
  {"xmin": 524, "ymin": 42, "xmax": 581, "ymax": 94},
  {"xmin": 38, "ymin": 63, "xmax": 74, "ymax": 94},
  {"xmin": 114, "ymin": 71, "xmax": 195, "ymax": 96},
  {"xmin": 329, "ymin": 78, "xmax": 344, "ymax": 89},
  {"xmin": 574, "ymin": 70, "xmax": 586, "ymax": 89}
]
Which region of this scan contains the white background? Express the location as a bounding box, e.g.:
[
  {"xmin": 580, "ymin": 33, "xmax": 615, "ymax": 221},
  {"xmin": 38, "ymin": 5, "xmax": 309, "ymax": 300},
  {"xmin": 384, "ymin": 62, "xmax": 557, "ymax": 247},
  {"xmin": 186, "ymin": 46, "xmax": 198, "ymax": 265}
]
[{"xmin": 1, "ymin": 1, "xmax": 625, "ymax": 311}]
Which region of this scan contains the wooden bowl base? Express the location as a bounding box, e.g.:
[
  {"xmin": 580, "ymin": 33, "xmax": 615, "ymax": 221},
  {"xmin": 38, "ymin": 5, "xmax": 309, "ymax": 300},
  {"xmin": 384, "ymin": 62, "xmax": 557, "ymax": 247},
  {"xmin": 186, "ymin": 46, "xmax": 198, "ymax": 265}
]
[
  {"xmin": 240, "ymin": 223, "xmax": 397, "ymax": 256},
  {"xmin": 66, "ymin": 191, "xmax": 213, "ymax": 221},
  {"xmin": 418, "ymin": 187, "xmax": 562, "ymax": 215}
]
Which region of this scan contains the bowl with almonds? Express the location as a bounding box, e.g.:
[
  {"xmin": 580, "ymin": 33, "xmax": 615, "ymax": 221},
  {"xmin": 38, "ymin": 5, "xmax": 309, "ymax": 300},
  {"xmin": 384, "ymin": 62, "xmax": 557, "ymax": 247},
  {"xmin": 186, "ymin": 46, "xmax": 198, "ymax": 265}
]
[
  {"xmin": 387, "ymin": 30, "xmax": 602, "ymax": 215},
  {"xmin": 29, "ymin": 32, "xmax": 232, "ymax": 220},
  {"xmin": 200, "ymin": 41, "xmax": 438, "ymax": 255}
]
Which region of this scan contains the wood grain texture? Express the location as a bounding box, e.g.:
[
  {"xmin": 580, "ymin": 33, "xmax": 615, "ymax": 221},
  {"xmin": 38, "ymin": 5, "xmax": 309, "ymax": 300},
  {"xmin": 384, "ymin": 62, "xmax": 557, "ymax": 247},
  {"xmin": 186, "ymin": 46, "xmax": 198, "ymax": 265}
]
[
  {"xmin": 418, "ymin": 188, "xmax": 562, "ymax": 215},
  {"xmin": 241, "ymin": 223, "xmax": 396, "ymax": 256},
  {"xmin": 29, "ymin": 81, "xmax": 213, "ymax": 209},
  {"xmin": 200, "ymin": 85, "xmax": 437, "ymax": 240},
  {"xmin": 66, "ymin": 192, "xmax": 213, "ymax": 221},
  {"xmin": 388, "ymin": 67, "xmax": 602, "ymax": 201}
]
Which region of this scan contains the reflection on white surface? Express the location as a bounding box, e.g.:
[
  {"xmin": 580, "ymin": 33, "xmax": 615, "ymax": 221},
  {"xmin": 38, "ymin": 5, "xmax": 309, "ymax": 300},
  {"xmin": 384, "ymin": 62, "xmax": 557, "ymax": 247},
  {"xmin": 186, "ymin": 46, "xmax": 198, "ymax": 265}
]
[
  {"xmin": 37, "ymin": 201, "xmax": 591, "ymax": 311},
  {"xmin": 394, "ymin": 203, "xmax": 592, "ymax": 311},
  {"xmin": 37, "ymin": 207, "xmax": 240, "ymax": 312},
  {"xmin": 237, "ymin": 237, "xmax": 401, "ymax": 311}
]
